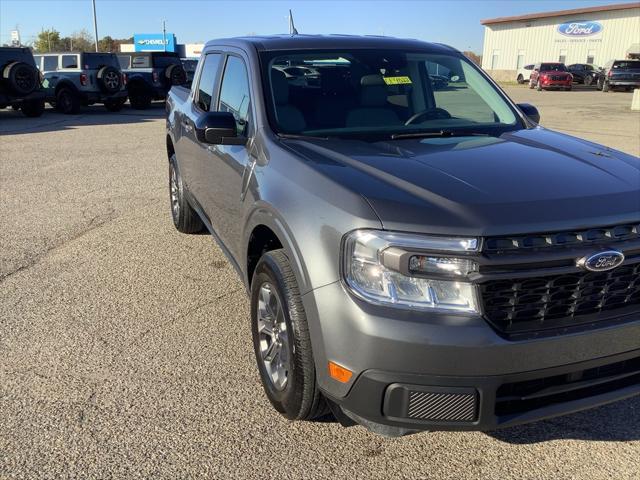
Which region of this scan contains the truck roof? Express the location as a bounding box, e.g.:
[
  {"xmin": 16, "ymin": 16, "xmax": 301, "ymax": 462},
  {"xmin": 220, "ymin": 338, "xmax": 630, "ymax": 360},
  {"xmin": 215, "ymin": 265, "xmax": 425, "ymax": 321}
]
[{"xmin": 204, "ymin": 34, "xmax": 457, "ymax": 53}]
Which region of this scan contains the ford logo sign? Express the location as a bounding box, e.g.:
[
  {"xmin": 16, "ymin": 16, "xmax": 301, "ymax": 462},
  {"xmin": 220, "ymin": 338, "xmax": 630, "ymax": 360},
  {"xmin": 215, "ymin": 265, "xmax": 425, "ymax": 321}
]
[
  {"xmin": 577, "ymin": 250, "xmax": 625, "ymax": 272},
  {"xmin": 557, "ymin": 21, "xmax": 602, "ymax": 37}
]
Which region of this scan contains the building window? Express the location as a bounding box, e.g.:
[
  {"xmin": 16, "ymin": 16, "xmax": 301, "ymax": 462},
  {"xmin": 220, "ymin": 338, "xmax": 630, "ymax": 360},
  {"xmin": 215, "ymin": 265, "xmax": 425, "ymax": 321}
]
[
  {"xmin": 558, "ymin": 49, "xmax": 567, "ymax": 65},
  {"xmin": 587, "ymin": 49, "xmax": 596, "ymax": 65},
  {"xmin": 516, "ymin": 50, "xmax": 525, "ymax": 69},
  {"xmin": 491, "ymin": 50, "xmax": 500, "ymax": 69}
]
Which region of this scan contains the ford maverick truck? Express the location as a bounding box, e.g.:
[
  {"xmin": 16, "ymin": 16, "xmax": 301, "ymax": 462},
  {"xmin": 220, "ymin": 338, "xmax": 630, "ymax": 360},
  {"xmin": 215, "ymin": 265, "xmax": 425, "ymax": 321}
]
[{"xmin": 166, "ymin": 35, "xmax": 640, "ymax": 436}]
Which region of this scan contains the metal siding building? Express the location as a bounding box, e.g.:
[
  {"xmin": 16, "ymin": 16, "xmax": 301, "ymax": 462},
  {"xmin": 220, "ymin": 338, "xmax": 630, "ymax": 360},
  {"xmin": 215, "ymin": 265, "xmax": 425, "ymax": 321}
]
[{"xmin": 481, "ymin": 2, "xmax": 640, "ymax": 81}]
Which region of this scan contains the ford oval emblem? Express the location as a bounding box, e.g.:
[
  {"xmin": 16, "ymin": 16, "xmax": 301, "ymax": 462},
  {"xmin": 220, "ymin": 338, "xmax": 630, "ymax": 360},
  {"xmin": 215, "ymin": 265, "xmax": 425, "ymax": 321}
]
[
  {"xmin": 557, "ymin": 20, "xmax": 603, "ymax": 37},
  {"xmin": 577, "ymin": 251, "xmax": 625, "ymax": 272}
]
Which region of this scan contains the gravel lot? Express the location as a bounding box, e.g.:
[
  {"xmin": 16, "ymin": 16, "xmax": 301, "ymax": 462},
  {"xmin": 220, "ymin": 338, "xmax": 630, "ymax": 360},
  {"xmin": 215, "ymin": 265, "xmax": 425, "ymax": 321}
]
[{"xmin": 1, "ymin": 87, "xmax": 639, "ymax": 479}]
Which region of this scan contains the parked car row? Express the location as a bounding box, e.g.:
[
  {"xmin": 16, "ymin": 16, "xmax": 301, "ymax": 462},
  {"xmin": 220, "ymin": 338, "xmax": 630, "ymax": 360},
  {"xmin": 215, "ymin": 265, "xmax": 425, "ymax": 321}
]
[
  {"xmin": 517, "ymin": 59, "xmax": 640, "ymax": 92},
  {"xmin": 0, "ymin": 47, "xmax": 189, "ymax": 117}
]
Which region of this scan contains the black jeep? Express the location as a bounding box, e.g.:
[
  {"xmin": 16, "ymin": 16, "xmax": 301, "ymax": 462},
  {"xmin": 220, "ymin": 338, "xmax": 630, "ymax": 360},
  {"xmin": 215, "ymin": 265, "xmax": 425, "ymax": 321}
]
[
  {"xmin": 0, "ymin": 47, "xmax": 46, "ymax": 117},
  {"xmin": 117, "ymin": 52, "xmax": 187, "ymax": 109}
]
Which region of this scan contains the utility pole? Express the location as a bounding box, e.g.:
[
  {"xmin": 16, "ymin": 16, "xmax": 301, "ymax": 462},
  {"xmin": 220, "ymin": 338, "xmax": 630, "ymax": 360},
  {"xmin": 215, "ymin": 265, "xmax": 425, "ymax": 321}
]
[
  {"xmin": 162, "ymin": 20, "xmax": 167, "ymax": 52},
  {"xmin": 92, "ymin": 0, "xmax": 99, "ymax": 51}
]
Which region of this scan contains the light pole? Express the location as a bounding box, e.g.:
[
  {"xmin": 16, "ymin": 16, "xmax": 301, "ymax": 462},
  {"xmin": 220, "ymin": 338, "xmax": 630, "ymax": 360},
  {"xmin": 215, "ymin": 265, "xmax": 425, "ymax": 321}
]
[
  {"xmin": 92, "ymin": 0, "xmax": 99, "ymax": 51},
  {"xmin": 162, "ymin": 20, "xmax": 167, "ymax": 52}
]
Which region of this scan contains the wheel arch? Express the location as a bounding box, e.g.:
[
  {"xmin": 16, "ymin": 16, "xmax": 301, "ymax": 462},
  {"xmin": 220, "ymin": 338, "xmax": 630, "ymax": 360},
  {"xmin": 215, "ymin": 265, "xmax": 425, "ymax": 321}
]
[{"xmin": 243, "ymin": 206, "xmax": 311, "ymax": 294}]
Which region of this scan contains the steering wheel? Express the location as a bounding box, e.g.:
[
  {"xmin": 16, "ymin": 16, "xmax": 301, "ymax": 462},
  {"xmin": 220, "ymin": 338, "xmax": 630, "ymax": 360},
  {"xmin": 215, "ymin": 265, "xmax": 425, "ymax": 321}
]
[{"xmin": 404, "ymin": 108, "xmax": 452, "ymax": 126}]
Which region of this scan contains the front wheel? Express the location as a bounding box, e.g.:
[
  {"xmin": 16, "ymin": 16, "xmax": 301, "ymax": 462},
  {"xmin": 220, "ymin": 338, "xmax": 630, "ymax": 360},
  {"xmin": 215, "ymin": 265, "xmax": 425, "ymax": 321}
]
[
  {"xmin": 104, "ymin": 97, "xmax": 126, "ymax": 112},
  {"xmin": 251, "ymin": 250, "xmax": 328, "ymax": 421},
  {"xmin": 21, "ymin": 99, "xmax": 45, "ymax": 117},
  {"xmin": 56, "ymin": 87, "xmax": 80, "ymax": 114}
]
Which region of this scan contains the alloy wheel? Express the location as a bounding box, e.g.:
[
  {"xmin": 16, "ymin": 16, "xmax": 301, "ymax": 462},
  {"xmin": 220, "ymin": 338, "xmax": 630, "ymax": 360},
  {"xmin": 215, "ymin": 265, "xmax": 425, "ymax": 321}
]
[
  {"xmin": 170, "ymin": 165, "xmax": 180, "ymax": 219},
  {"xmin": 257, "ymin": 282, "xmax": 290, "ymax": 391}
]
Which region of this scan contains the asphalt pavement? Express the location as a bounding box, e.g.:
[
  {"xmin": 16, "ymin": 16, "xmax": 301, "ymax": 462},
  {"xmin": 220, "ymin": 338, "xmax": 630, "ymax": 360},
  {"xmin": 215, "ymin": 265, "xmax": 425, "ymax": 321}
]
[{"xmin": 1, "ymin": 88, "xmax": 639, "ymax": 479}]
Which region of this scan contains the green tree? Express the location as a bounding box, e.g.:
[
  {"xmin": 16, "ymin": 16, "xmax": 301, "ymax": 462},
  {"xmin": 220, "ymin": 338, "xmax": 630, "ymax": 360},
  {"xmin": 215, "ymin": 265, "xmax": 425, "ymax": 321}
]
[
  {"xmin": 34, "ymin": 29, "xmax": 62, "ymax": 52},
  {"xmin": 70, "ymin": 29, "xmax": 95, "ymax": 52}
]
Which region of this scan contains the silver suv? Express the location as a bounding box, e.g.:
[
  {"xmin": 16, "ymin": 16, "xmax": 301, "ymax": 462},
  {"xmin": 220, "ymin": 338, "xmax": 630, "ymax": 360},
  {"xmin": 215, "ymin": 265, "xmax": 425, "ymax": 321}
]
[{"xmin": 34, "ymin": 52, "xmax": 127, "ymax": 113}]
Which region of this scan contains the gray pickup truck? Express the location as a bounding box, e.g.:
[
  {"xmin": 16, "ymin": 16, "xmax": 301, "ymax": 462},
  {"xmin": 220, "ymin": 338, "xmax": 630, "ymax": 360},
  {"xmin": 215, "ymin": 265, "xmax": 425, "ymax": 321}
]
[{"xmin": 166, "ymin": 35, "xmax": 640, "ymax": 437}]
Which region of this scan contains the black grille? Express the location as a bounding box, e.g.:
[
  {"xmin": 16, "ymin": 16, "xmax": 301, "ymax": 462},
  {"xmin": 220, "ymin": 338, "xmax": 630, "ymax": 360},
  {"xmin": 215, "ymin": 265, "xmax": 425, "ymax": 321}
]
[
  {"xmin": 481, "ymin": 263, "xmax": 640, "ymax": 334},
  {"xmin": 407, "ymin": 391, "xmax": 477, "ymax": 422},
  {"xmin": 496, "ymin": 356, "xmax": 640, "ymax": 416},
  {"xmin": 484, "ymin": 223, "xmax": 639, "ymax": 253}
]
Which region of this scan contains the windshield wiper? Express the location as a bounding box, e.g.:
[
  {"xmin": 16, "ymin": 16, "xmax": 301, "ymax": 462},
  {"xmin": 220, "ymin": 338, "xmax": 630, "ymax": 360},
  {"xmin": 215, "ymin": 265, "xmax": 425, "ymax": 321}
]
[
  {"xmin": 390, "ymin": 130, "xmax": 490, "ymax": 140},
  {"xmin": 278, "ymin": 133, "xmax": 330, "ymax": 140}
]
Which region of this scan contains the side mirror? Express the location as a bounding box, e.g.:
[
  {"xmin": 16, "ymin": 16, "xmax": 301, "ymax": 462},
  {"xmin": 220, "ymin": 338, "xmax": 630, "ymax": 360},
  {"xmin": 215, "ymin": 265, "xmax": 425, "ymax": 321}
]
[
  {"xmin": 517, "ymin": 103, "xmax": 540, "ymax": 124},
  {"xmin": 195, "ymin": 111, "xmax": 247, "ymax": 146}
]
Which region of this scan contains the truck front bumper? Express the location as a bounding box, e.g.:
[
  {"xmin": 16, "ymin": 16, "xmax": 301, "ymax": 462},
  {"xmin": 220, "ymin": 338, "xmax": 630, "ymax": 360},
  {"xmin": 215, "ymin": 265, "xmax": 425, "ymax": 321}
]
[{"xmin": 302, "ymin": 281, "xmax": 640, "ymax": 433}]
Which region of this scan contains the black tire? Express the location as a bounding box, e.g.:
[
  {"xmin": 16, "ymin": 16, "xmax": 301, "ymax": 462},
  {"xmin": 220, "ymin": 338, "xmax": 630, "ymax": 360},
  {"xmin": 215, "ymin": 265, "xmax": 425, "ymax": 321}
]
[
  {"xmin": 104, "ymin": 97, "xmax": 126, "ymax": 112},
  {"xmin": 2, "ymin": 61, "xmax": 38, "ymax": 95},
  {"xmin": 128, "ymin": 84, "xmax": 152, "ymax": 109},
  {"xmin": 169, "ymin": 156, "xmax": 203, "ymax": 233},
  {"xmin": 164, "ymin": 64, "xmax": 187, "ymax": 86},
  {"xmin": 251, "ymin": 249, "xmax": 328, "ymax": 421},
  {"xmin": 96, "ymin": 66, "xmax": 122, "ymax": 93},
  {"xmin": 517, "ymin": 74, "xmax": 524, "ymax": 84},
  {"xmin": 21, "ymin": 100, "xmax": 45, "ymax": 117},
  {"xmin": 55, "ymin": 87, "xmax": 80, "ymax": 114}
]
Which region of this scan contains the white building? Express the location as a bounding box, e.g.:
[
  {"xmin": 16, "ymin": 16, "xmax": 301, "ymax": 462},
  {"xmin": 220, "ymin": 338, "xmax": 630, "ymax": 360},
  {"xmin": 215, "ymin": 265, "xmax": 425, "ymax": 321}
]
[
  {"xmin": 119, "ymin": 42, "xmax": 204, "ymax": 58},
  {"xmin": 481, "ymin": 2, "xmax": 640, "ymax": 81}
]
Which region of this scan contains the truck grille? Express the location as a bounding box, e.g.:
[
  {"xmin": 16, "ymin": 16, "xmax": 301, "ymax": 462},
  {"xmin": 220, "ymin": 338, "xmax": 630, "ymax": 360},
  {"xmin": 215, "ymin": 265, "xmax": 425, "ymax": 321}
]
[
  {"xmin": 484, "ymin": 223, "xmax": 639, "ymax": 253},
  {"xmin": 481, "ymin": 263, "xmax": 640, "ymax": 335}
]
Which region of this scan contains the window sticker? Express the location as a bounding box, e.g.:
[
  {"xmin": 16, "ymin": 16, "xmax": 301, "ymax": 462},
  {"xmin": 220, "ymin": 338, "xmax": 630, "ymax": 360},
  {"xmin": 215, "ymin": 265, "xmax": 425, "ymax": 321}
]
[{"xmin": 383, "ymin": 76, "xmax": 412, "ymax": 85}]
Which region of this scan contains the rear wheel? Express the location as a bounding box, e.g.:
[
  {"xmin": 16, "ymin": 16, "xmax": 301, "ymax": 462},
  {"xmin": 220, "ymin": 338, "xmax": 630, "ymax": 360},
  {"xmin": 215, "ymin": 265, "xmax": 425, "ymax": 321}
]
[
  {"xmin": 21, "ymin": 100, "xmax": 45, "ymax": 117},
  {"xmin": 55, "ymin": 87, "xmax": 80, "ymax": 114},
  {"xmin": 251, "ymin": 250, "xmax": 328, "ymax": 421},
  {"xmin": 168, "ymin": 156, "xmax": 203, "ymax": 234},
  {"xmin": 517, "ymin": 74, "xmax": 524, "ymax": 84}
]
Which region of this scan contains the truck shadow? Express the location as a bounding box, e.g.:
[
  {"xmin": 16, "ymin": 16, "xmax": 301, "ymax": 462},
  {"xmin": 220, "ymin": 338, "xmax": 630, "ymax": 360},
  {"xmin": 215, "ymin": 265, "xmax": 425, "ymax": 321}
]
[
  {"xmin": 0, "ymin": 102, "xmax": 166, "ymax": 135},
  {"xmin": 486, "ymin": 395, "xmax": 640, "ymax": 444}
]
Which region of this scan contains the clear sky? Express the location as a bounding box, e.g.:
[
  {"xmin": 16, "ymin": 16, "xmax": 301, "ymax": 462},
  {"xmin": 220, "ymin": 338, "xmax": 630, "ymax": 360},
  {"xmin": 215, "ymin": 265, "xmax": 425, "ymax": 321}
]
[{"xmin": 1, "ymin": 0, "xmax": 637, "ymax": 53}]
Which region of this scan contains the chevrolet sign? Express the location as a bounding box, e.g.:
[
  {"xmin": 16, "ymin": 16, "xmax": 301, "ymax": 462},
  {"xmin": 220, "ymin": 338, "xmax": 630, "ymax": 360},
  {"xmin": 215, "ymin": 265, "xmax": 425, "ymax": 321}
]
[{"xmin": 133, "ymin": 33, "xmax": 176, "ymax": 52}]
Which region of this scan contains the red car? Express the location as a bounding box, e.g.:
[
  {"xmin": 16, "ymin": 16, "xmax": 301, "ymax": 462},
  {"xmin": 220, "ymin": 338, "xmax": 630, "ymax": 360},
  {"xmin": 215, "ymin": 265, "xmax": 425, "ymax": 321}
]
[{"xmin": 529, "ymin": 62, "xmax": 573, "ymax": 91}]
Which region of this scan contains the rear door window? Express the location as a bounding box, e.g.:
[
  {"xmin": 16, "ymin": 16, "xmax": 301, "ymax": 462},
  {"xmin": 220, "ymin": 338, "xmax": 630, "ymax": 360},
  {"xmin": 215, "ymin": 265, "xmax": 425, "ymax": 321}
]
[
  {"xmin": 196, "ymin": 53, "xmax": 222, "ymax": 111},
  {"xmin": 43, "ymin": 56, "xmax": 58, "ymax": 71},
  {"xmin": 61, "ymin": 55, "xmax": 79, "ymax": 69}
]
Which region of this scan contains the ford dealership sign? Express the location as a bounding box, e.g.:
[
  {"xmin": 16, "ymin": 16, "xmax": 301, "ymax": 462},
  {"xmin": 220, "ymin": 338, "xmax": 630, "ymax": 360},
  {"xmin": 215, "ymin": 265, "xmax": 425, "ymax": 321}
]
[
  {"xmin": 557, "ymin": 21, "xmax": 603, "ymax": 37},
  {"xmin": 134, "ymin": 33, "xmax": 176, "ymax": 52}
]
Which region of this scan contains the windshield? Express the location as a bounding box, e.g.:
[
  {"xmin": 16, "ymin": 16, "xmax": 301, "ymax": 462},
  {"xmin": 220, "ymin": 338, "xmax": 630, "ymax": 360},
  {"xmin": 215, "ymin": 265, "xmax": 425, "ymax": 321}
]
[
  {"xmin": 261, "ymin": 49, "xmax": 521, "ymax": 139},
  {"xmin": 540, "ymin": 63, "xmax": 567, "ymax": 72},
  {"xmin": 613, "ymin": 60, "xmax": 640, "ymax": 70}
]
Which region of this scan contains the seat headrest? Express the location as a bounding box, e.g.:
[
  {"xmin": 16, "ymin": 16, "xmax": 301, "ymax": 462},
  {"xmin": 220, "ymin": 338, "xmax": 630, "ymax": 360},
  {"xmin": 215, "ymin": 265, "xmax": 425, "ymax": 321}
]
[
  {"xmin": 271, "ymin": 69, "xmax": 289, "ymax": 105},
  {"xmin": 360, "ymin": 74, "xmax": 386, "ymax": 87},
  {"xmin": 359, "ymin": 74, "xmax": 389, "ymax": 107}
]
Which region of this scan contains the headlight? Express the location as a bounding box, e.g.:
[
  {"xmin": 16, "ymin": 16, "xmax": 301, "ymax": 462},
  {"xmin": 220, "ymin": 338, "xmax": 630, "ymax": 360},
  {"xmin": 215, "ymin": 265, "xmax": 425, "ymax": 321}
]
[{"xmin": 342, "ymin": 230, "xmax": 480, "ymax": 313}]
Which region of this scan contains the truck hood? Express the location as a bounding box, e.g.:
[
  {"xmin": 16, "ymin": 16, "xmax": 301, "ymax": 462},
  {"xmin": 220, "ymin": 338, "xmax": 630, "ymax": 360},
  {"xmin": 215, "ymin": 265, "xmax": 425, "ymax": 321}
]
[{"xmin": 283, "ymin": 128, "xmax": 640, "ymax": 236}]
